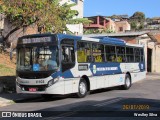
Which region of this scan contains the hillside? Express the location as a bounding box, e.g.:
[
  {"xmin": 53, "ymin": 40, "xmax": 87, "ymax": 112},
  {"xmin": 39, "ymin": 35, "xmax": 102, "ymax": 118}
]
[{"xmin": 0, "ymin": 53, "xmax": 16, "ymax": 76}]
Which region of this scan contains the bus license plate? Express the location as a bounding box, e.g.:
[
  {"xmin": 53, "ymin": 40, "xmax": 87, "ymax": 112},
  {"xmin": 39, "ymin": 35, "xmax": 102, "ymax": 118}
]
[{"xmin": 29, "ymin": 88, "xmax": 37, "ymax": 92}]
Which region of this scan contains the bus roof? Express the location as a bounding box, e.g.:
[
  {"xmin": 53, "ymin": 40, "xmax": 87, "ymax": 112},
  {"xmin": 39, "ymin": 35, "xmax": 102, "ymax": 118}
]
[
  {"xmin": 81, "ymin": 36, "xmax": 126, "ymax": 46},
  {"xmin": 19, "ymin": 33, "xmax": 144, "ymax": 47}
]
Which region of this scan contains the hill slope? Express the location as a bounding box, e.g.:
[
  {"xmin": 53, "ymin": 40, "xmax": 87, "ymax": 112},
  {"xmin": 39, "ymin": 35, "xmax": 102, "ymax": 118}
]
[{"xmin": 0, "ymin": 53, "xmax": 16, "ymax": 76}]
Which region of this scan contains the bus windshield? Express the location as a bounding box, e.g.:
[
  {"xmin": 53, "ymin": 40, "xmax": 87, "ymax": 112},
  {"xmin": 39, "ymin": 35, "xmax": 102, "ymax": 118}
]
[{"xmin": 17, "ymin": 46, "xmax": 59, "ymax": 71}]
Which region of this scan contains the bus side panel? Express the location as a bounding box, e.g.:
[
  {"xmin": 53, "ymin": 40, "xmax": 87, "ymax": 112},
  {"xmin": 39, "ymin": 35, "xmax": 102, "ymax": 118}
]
[
  {"xmin": 89, "ymin": 76, "xmax": 104, "ymax": 90},
  {"xmin": 64, "ymin": 78, "xmax": 80, "ymax": 94},
  {"xmin": 89, "ymin": 77, "xmax": 97, "ymax": 90},
  {"xmin": 131, "ymin": 71, "xmax": 146, "ymax": 83},
  {"xmin": 72, "ymin": 78, "xmax": 80, "ymax": 93},
  {"xmin": 88, "ymin": 74, "xmax": 125, "ymax": 90},
  {"xmin": 64, "ymin": 79, "xmax": 73, "ymax": 94},
  {"xmin": 107, "ymin": 74, "xmax": 125, "ymax": 87},
  {"xmin": 46, "ymin": 79, "xmax": 65, "ymax": 94}
]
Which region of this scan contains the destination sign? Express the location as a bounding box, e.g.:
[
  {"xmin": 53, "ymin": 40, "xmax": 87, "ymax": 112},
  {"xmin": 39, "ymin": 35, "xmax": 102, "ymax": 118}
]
[{"xmin": 22, "ymin": 37, "xmax": 52, "ymax": 44}]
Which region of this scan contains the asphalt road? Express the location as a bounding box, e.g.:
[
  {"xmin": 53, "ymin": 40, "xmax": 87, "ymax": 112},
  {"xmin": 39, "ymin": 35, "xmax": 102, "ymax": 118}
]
[{"xmin": 0, "ymin": 74, "xmax": 160, "ymax": 120}]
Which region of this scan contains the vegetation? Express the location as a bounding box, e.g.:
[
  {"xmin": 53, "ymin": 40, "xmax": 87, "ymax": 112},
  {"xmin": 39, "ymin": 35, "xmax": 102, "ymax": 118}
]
[
  {"xmin": 84, "ymin": 28, "xmax": 115, "ymax": 34},
  {"xmin": 129, "ymin": 11, "xmax": 145, "ymax": 30},
  {"xmin": 0, "ymin": 53, "xmax": 16, "ymax": 76},
  {"xmin": 0, "ymin": 64, "xmax": 15, "ymax": 76},
  {"xmin": 0, "ymin": 0, "xmax": 91, "ymax": 47}
]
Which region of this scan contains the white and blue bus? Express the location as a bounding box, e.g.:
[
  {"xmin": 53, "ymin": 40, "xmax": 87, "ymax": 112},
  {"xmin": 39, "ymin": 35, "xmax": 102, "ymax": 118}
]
[{"xmin": 16, "ymin": 33, "xmax": 146, "ymax": 98}]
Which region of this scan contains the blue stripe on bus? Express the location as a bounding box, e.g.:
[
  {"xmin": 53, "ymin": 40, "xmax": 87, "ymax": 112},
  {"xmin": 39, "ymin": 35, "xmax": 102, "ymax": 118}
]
[
  {"xmin": 51, "ymin": 71, "xmax": 61, "ymax": 78},
  {"xmin": 89, "ymin": 63, "xmax": 122, "ymax": 75},
  {"xmin": 62, "ymin": 70, "xmax": 74, "ymax": 78}
]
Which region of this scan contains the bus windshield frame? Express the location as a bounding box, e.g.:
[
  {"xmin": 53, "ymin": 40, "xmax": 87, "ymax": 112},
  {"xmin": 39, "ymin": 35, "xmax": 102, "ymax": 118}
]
[{"xmin": 16, "ymin": 35, "xmax": 59, "ymax": 72}]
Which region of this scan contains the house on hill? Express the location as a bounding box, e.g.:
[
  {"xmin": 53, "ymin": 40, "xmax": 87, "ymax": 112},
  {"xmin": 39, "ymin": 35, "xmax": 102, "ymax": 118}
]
[{"xmin": 84, "ymin": 15, "xmax": 131, "ymax": 33}]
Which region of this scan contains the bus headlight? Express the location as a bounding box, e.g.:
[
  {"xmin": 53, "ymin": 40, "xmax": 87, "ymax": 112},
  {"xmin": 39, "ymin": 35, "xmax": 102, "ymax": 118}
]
[{"xmin": 48, "ymin": 79, "xmax": 55, "ymax": 87}]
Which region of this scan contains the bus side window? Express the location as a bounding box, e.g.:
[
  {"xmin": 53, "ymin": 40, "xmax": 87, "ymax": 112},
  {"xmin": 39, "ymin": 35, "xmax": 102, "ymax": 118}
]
[
  {"xmin": 140, "ymin": 48, "xmax": 144, "ymax": 62},
  {"xmin": 105, "ymin": 45, "xmax": 116, "ymax": 62},
  {"xmin": 61, "ymin": 39, "xmax": 75, "ymax": 72},
  {"xmin": 77, "ymin": 42, "xmax": 92, "ymax": 63},
  {"xmin": 134, "ymin": 48, "xmax": 140, "ymax": 62},
  {"xmin": 92, "ymin": 43, "xmax": 104, "ymax": 62},
  {"xmin": 116, "ymin": 46, "xmax": 125, "ymax": 62},
  {"xmin": 126, "ymin": 47, "xmax": 134, "ymax": 62}
]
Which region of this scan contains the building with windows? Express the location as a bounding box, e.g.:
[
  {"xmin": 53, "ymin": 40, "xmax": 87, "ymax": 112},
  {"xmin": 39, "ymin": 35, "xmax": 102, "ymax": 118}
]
[
  {"xmin": 115, "ymin": 21, "xmax": 131, "ymax": 33},
  {"xmin": 84, "ymin": 15, "xmax": 131, "ymax": 33}
]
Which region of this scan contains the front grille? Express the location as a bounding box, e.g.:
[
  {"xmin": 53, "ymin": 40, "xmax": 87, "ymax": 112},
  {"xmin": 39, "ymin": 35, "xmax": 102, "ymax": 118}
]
[
  {"xmin": 20, "ymin": 85, "xmax": 47, "ymax": 91},
  {"xmin": 17, "ymin": 71, "xmax": 54, "ymax": 79}
]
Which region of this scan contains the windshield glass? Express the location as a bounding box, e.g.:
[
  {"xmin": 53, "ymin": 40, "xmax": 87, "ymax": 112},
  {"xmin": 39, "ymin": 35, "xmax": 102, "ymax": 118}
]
[{"xmin": 17, "ymin": 46, "xmax": 59, "ymax": 71}]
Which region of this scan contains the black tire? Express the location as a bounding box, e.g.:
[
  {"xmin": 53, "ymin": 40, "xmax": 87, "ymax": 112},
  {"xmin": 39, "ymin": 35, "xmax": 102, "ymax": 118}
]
[
  {"xmin": 41, "ymin": 94, "xmax": 53, "ymax": 99},
  {"xmin": 121, "ymin": 74, "xmax": 132, "ymax": 90},
  {"xmin": 77, "ymin": 79, "xmax": 88, "ymax": 98}
]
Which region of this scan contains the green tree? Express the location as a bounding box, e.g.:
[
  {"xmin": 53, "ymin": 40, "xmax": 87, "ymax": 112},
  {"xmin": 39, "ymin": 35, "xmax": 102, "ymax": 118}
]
[
  {"xmin": 130, "ymin": 11, "xmax": 145, "ymax": 30},
  {"xmin": 131, "ymin": 11, "xmax": 145, "ymax": 22},
  {"xmin": 130, "ymin": 21, "xmax": 138, "ymax": 30},
  {"xmin": 0, "ymin": 0, "xmax": 91, "ymax": 46}
]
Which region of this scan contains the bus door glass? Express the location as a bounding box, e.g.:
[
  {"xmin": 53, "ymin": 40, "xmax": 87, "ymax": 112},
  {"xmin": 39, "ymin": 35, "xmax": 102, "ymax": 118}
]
[{"xmin": 61, "ymin": 39, "xmax": 75, "ymax": 72}]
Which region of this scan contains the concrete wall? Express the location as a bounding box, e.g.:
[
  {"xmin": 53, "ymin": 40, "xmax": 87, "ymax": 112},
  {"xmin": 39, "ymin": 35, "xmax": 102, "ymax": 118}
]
[
  {"xmin": 155, "ymin": 45, "xmax": 160, "ymax": 72},
  {"xmin": 115, "ymin": 21, "xmax": 131, "ymax": 33},
  {"xmin": 139, "ymin": 34, "xmax": 160, "ymax": 73},
  {"xmin": 106, "ymin": 18, "xmax": 116, "ymax": 32}
]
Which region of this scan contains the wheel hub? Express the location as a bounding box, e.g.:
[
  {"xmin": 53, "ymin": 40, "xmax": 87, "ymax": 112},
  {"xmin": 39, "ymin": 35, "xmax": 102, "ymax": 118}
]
[
  {"xmin": 79, "ymin": 82, "xmax": 86, "ymax": 95},
  {"xmin": 126, "ymin": 78, "xmax": 130, "ymax": 87}
]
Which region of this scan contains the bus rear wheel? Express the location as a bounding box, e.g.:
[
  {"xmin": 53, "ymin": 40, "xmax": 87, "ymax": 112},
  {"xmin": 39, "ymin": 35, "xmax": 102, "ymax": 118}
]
[
  {"xmin": 77, "ymin": 79, "xmax": 87, "ymax": 98},
  {"xmin": 121, "ymin": 74, "xmax": 131, "ymax": 90}
]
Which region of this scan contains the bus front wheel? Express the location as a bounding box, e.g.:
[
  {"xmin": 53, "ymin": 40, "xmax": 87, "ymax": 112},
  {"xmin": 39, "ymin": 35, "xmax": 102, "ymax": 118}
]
[
  {"xmin": 77, "ymin": 79, "xmax": 87, "ymax": 98},
  {"xmin": 122, "ymin": 74, "xmax": 131, "ymax": 90}
]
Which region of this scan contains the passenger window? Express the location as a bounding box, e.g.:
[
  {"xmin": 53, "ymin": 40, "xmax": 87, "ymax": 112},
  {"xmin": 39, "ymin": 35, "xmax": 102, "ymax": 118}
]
[
  {"xmin": 140, "ymin": 48, "xmax": 144, "ymax": 62},
  {"xmin": 116, "ymin": 46, "xmax": 126, "ymax": 62},
  {"xmin": 134, "ymin": 48, "xmax": 140, "ymax": 62},
  {"xmin": 105, "ymin": 45, "xmax": 116, "ymax": 62},
  {"xmin": 92, "ymin": 43, "xmax": 105, "ymax": 62},
  {"xmin": 126, "ymin": 47, "xmax": 134, "ymax": 62},
  {"xmin": 77, "ymin": 42, "xmax": 92, "ymax": 62}
]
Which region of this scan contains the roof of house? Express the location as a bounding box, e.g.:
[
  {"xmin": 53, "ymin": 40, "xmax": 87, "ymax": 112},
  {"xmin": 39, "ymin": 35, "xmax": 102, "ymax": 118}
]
[
  {"xmin": 83, "ymin": 31, "xmax": 150, "ymax": 38},
  {"xmin": 84, "ymin": 15, "xmax": 106, "ymax": 19},
  {"xmin": 153, "ymin": 34, "xmax": 160, "ymax": 43}
]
